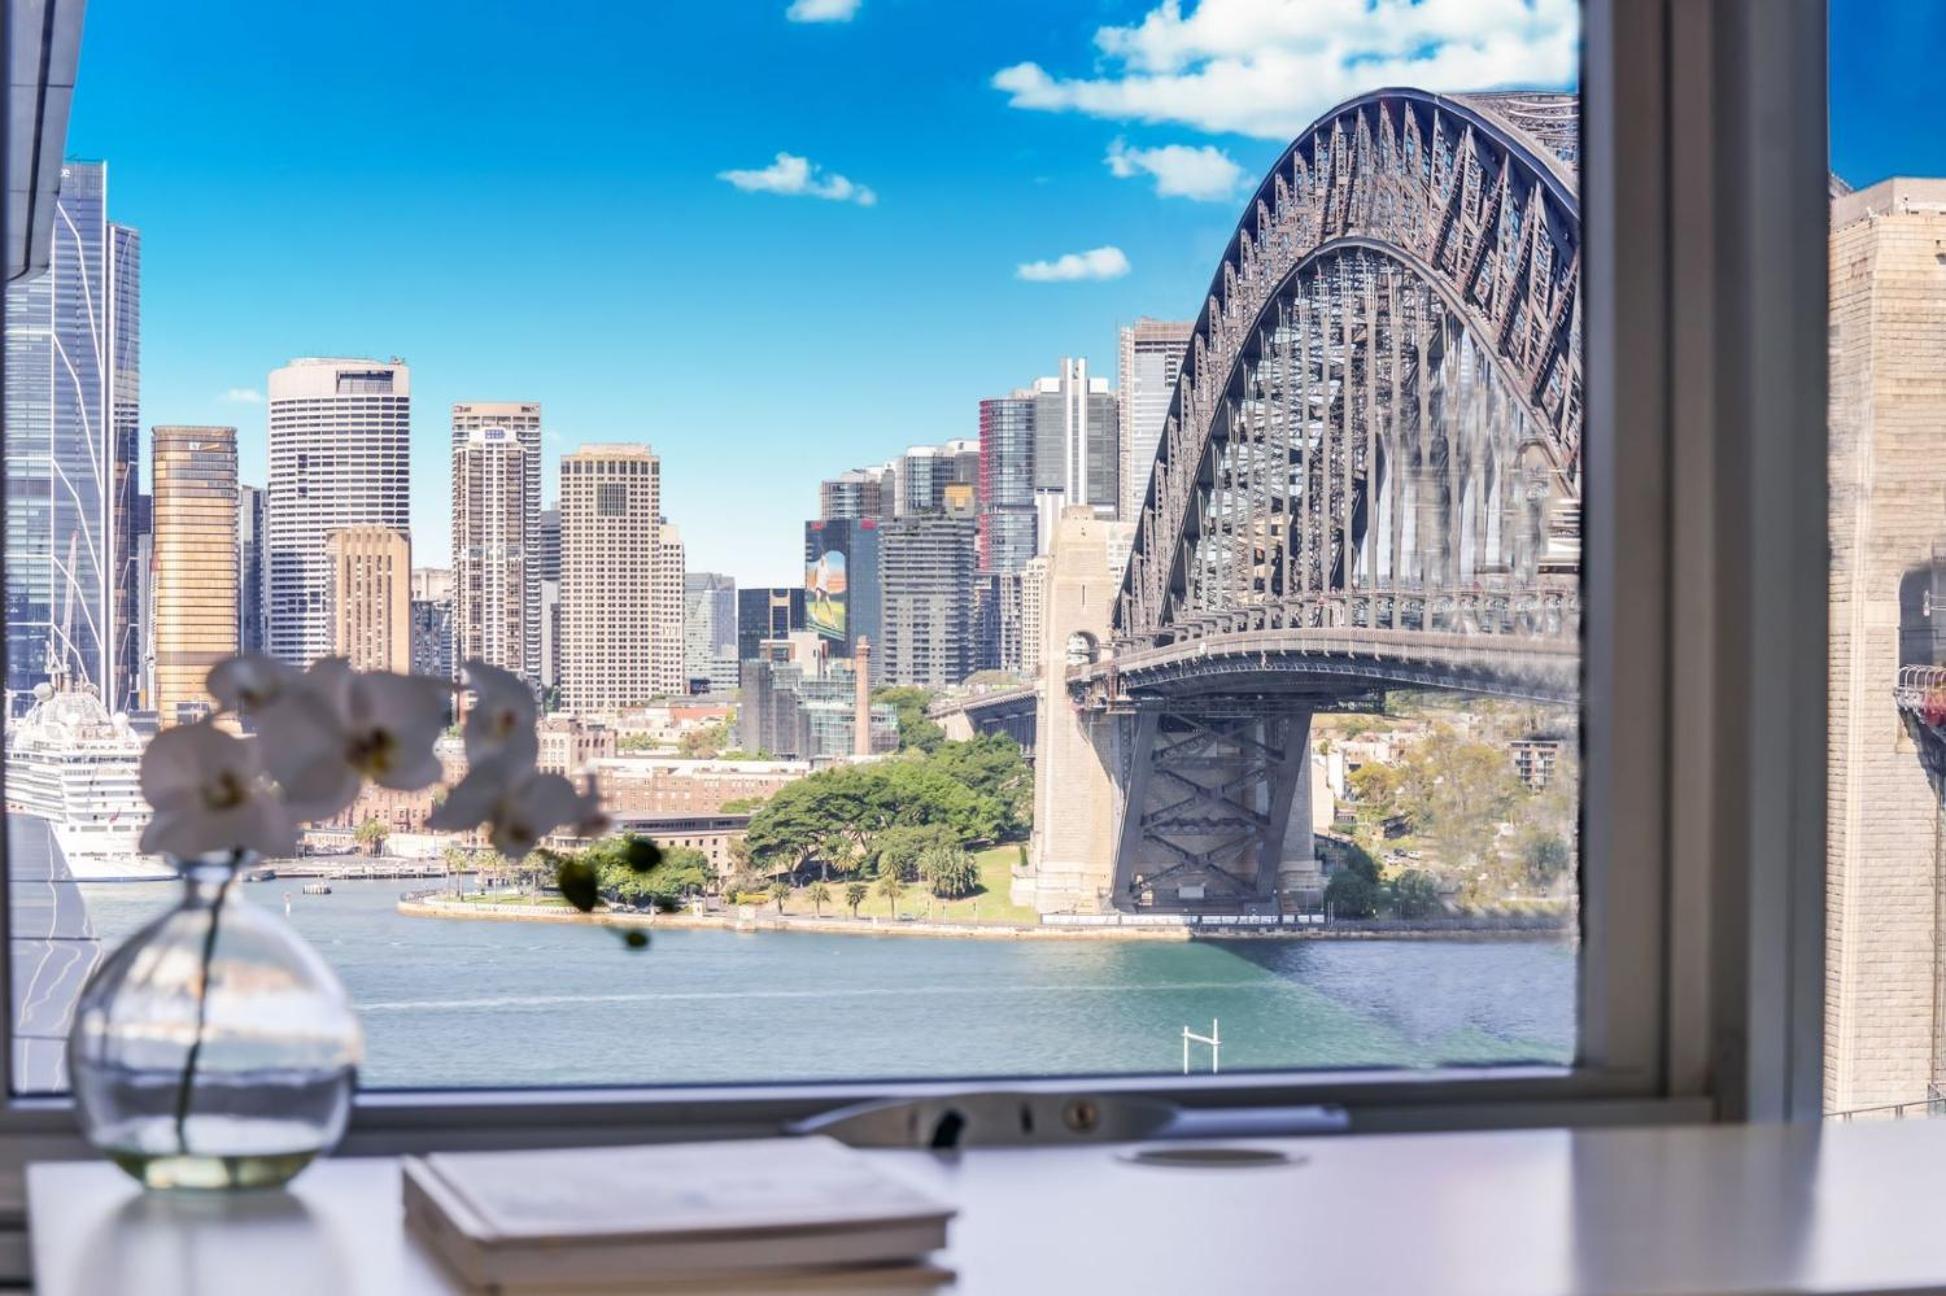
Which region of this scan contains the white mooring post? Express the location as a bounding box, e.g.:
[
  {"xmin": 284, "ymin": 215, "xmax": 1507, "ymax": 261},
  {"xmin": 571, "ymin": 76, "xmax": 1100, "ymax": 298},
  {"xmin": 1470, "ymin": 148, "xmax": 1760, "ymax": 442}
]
[{"xmin": 1181, "ymin": 1019, "xmax": 1221, "ymax": 1074}]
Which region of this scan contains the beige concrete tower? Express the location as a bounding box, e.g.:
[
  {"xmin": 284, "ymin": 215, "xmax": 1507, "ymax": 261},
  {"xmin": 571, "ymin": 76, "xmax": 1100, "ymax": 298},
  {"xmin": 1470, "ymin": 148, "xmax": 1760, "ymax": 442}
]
[
  {"xmin": 326, "ymin": 525, "xmax": 411, "ymax": 672},
  {"xmin": 1023, "ymin": 507, "xmax": 1123, "ymax": 913},
  {"xmin": 559, "ymin": 445, "xmax": 684, "ymax": 711},
  {"xmin": 1825, "ymin": 178, "xmax": 1946, "ymax": 1112},
  {"xmin": 151, "ymin": 426, "xmax": 238, "ymax": 725}
]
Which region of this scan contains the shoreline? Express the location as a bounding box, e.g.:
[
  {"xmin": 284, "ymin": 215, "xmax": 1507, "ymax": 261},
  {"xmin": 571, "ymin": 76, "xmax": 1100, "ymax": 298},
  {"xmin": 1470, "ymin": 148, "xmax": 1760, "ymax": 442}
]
[{"xmin": 396, "ymin": 894, "xmax": 1572, "ymax": 943}]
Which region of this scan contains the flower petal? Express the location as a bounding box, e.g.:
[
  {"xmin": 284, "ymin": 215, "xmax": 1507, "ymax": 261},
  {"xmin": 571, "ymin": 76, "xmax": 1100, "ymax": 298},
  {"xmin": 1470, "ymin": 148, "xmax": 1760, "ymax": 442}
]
[{"xmin": 206, "ymin": 654, "xmax": 298, "ymax": 712}]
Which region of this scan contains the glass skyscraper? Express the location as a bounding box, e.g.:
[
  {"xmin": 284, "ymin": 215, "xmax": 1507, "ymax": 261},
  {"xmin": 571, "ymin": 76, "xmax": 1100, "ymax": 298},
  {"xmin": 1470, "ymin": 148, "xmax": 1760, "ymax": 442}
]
[{"xmin": 2, "ymin": 161, "xmax": 139, "ymax": 711}]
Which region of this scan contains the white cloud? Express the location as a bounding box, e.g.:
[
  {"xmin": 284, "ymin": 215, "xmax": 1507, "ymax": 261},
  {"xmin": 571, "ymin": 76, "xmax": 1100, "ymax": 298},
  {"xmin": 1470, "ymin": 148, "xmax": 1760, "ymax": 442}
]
[
  {"xmin": 221, "ymin": 387, "xmax": 263, "ymax": 404},
  {"xmin": 717, "ymin": 152, "xmax": 878, "ymax": 206},
  {"xmin": 1106, "ymin": 137, "xmax": 1244, "ymax": 200},
  {"xmin": 1016, "ymin": 246, "xmax": 1131, "ymax": 283},
  {"xmin": 993, "ymin": 0, "xmax": 1578, "ymax": 140},
  {"xmin": 787, "ymin": 0, "xmax": 860, "ymax": 20}
]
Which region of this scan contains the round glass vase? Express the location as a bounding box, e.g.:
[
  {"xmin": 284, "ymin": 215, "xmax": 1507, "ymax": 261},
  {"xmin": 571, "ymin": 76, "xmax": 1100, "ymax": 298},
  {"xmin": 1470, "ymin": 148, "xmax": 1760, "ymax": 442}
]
[{"xmin": 66, "ymin": 852, "xmax": 363, "ymax": 1190}]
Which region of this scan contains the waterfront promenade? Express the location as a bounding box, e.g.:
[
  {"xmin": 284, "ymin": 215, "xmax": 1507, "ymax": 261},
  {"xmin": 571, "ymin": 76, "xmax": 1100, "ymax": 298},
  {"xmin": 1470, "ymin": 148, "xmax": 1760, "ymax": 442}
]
[{"xmin": 397, "ymin": 889, "xmax": 1573, "ymax": 943}]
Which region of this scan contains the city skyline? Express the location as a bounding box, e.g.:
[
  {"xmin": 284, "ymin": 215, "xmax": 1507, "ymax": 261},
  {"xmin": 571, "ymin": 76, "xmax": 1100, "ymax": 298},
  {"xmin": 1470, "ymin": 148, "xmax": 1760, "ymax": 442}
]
[{"xmin": 57, "ymin": 1, "xmax": 1594, "ymax": 586}]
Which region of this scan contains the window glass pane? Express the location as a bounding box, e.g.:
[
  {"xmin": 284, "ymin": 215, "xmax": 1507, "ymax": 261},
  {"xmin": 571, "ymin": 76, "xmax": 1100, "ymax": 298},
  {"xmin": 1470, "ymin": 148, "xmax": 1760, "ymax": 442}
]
[
  {"xmin": 8, "ymin": 1, "xmax": 1585, "ymax": 1093},
  {"xmin": 1824, "ymin": 0, "xmax": 1946, "ymax": 1119}
]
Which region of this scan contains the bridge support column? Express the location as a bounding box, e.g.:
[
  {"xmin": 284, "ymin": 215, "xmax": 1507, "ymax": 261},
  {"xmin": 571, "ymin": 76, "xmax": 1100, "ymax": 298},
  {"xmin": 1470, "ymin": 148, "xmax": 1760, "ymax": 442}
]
[
  {"xmin": 1024, "ymin": 508, "xmax": 1125, "ymax": 915},
  {"xmin": 1107, "ymin": 705, "xmax": 1320, "ymax": 911}
]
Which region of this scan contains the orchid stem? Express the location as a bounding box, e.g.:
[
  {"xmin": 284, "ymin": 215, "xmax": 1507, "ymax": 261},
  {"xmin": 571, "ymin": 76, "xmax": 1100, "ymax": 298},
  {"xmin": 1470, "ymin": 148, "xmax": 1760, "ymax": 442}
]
[{"xmin": 174, "ymin": 851, "xmax": 240, "ymax": 1158}]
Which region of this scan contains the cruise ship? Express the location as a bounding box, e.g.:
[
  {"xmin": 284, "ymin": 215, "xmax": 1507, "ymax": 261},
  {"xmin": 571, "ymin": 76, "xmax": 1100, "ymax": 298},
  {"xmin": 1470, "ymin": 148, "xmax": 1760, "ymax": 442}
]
[{"xmin": 4, "ymin": 683, "xmax": 170, "ymax": 882}]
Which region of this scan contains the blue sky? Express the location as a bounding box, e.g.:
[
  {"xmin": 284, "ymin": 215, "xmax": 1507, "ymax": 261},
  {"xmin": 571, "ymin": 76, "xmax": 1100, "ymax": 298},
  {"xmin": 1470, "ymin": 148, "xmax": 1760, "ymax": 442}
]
[{"xmin": 62, "ymin": 1, "xmax": 1595, "ymax": 584}]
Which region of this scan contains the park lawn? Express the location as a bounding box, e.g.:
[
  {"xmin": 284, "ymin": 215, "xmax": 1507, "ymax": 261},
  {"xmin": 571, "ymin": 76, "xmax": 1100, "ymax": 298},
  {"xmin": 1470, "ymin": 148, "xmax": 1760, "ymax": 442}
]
[{"xmin": 765, "ymin": 845, "xmax": 1038, "ymax": 925}]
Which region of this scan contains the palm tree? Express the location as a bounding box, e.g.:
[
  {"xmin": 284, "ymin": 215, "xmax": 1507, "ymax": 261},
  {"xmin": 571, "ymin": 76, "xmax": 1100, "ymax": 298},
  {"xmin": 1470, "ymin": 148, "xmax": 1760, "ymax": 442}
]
[
  {"xmin": 807, "ymin": 881, "xmax": 832, "ymax": 917},
  {"xmin": 845, "ymin": 881, "xmax": 869, "ymax": 917},
  {"xmin": 768, "ymin": 880, "xmax": 792, "ymax": 914},
  {"xmin": 876, "ymin": 872, "xmax": 907, "ymax": 920}
]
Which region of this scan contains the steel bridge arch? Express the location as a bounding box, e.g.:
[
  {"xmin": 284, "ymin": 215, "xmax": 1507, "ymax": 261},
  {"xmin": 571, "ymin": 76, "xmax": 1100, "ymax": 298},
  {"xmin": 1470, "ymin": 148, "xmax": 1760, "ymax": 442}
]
[{"xmin": 1117, "ymin": 88, "xmax": 1582, "ymax": 648}]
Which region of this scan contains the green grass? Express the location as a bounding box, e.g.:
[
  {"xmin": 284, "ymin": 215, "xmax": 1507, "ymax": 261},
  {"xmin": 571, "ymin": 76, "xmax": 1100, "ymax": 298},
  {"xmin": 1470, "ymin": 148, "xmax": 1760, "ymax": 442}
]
[{"xmin": 756, "ymin": 846, "xmax": 1038, "ymax": 925}]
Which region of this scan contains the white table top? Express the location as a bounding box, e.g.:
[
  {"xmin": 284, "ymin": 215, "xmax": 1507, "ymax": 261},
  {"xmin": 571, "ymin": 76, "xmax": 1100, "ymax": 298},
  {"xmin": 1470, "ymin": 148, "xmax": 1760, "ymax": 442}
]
[{"xmin": 31, "ymin": 1119, "xmax": 1946, "ymax": 1295}]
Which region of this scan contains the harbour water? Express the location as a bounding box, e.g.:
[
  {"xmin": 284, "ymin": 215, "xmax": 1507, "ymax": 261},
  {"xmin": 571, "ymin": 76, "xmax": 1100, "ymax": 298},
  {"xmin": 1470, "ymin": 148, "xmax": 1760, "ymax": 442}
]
[{"xmin": 71, "ymin": 878, "xmax": 1575, "ymax": 1089}]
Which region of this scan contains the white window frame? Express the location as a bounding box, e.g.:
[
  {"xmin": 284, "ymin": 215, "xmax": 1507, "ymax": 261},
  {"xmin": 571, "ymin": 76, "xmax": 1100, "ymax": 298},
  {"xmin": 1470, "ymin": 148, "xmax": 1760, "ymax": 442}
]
[{"xmin": 0, "ymin": 0, "xmax": 1831, "ymax": 1202}]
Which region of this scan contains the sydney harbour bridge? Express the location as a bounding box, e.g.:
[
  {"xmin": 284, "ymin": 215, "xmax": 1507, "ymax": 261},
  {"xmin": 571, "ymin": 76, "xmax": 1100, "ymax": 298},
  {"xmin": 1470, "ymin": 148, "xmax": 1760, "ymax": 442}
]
[{"xmin": 959, "ymin": 88, "xmax": 1586, "ymax": 915}]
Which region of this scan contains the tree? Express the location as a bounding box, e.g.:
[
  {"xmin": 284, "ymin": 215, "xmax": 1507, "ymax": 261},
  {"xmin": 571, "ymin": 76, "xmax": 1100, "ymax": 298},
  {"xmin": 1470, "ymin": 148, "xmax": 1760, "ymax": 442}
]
[
  {"xmin": 807, "ymin": 880, "xmax": 832, "ymax": 916},
  {"xmin": 1520, "ymin": 831, "xmax": 1573, "ymax": 890},
  {"xmin": 928, "ymin": 735, "xmax": 1033, "ymax": 838},
  {"xmin": 873, "ymin": 686, "xmax": 943, "ymax": 753},
  {"xmin": 844, "ymin": 881, "xmax": 870, "ymax": 917},
  {"xmin": 876, "ymin": 872, "xmax": 907, "ymax": 919},
  {"xmin": 768, "ymin": 880, "xmax": 792, "ymax": 914},
  {"xmin": 355, "ymin": 817, "xmax": 390, "ymax": 856},
  {"xmin": 1392, "ymin": 869, "xmax": 1443, "ymax": 920},
  {"xmin": 1325, "ymin": 870, "xmax": 1380, "ymax": 920},
  {"xmin": 871, "ymin": 824, "xmax": 956, "ymax": 881},
  {"xmin": 440, "ymin": 844, "xmax": 470, "ymax": 876},
  {"xmin": 918, "ymin": 844, "xmax": 979, "ymax": 899},
  {"xmin": 678, "ymin": 718, "xmax": 736, "ymax": 759},
  {"xmin": 585, "ymin": 836, "xmax": 711, "ymax": 909}
]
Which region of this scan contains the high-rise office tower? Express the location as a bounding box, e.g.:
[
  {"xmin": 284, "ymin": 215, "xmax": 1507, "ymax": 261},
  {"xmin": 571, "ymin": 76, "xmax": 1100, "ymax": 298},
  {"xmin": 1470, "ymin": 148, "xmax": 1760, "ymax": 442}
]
[
  {"xmin": 3, "ymin": 161, "xmax": 139, "ymax": 709},
  {"xmin": 683, "ymin": 572, "xmax": 738, "ymax": 693},
  {"xmin": 898, "ymin": 446, "xmax": 948, "ymax": 517},
  {"xmin": 819, "ymin": 467, "xmax": 892, "ymax": 521},
  {"xmin": 325, "ymin": 526, "xmax": 411, "ymax": 672},
  {"xmin": 452, "ymin": 412, "xmax": 538, "ymax": 684},
  {"xmin": 880, "ymin": 512, "xmax": 978, "ymax": 687},
  {"xmin": 131, "ymin": 492, "xmax": 152, "ymax": 711},
  {"xmin": 110, "ymin": 222, "xmax": 142, "ymax": 713},
  {"xmin": 151, "ymin": 427, "xmax": 238, "ymax": 726},
  {"xmin": 1117, "ymin": 319, "xmax": 1193, "ymax": 523},
  {"xmin": 804, "ymin": 517, "xmax": 881, "ymax": 684},
  {"xmin": 558, "ymin": 446, "xmax": 684, "ymax": 710},
  {"xmin": 978, "ymin": 394, "xmax": 1038, "ymax": 576},
  {"xmin": 1031, "ymin": 358, "xmax": 1119, "ymax": 542},
  {"xmin": 410, "ymin": 567, "xmax": 454, "ymax": 682},
  {"xmin": 737, "ymin": 587, "xmax": 806, "ymax": 662},
  {"xmin": 266, "ymin": 358, "xmax": 410, "ymax": 667},
  {"xmin": 656, "ymin": 521, "xmax": 686, "ymax": 696},
  {"xmin": 452, "ymin": 403, "xmax": 541, "ymax": 685},
  {"xmin": 236, "ymin": 485, "xmax": 268, "ymax": 656},
  {"xmin": 538, "ymin": 507, "xmax": 561, "ymax": 692}
]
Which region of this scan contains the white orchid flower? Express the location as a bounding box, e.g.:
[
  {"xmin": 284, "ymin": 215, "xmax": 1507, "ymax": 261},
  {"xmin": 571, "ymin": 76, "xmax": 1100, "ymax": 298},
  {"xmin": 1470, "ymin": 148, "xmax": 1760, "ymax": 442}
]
[
  {"xmin": 138, "ymin": 721, "xmax": 296, "ymax": 860},
  {"xmin": 427, "ymin": 754, "xmax": 583, "ymax": 860},
  {"xmin": 206, "ymin": 653, "xmax": 299, "ymax": 713},
  {"xmin": 256, "ymin": 659, "xmax": 452, "ymax": 822},
  {"xmin": 460, "ymin": 660, "xmax": 538, "ymax": 766}
]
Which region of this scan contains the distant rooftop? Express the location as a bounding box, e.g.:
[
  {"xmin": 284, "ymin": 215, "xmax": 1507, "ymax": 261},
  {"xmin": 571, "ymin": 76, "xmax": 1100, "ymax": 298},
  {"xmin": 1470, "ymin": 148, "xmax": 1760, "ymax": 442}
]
[{"xmin": 1832, "ymin": 177, "xmax": 1946, "ymax": 230}]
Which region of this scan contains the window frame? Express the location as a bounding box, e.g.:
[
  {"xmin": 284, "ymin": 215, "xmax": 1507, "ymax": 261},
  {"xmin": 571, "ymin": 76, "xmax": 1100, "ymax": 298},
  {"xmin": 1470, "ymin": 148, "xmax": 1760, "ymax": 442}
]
[{"xmin": 0, "ymin": 0, "xmax": 1831, "ymax": 1199}]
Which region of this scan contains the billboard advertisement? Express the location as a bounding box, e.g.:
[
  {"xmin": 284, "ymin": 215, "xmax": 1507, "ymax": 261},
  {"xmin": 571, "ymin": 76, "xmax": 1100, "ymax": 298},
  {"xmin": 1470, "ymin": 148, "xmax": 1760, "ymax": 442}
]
[{"xmin": 806, "ymin": 548, "xmax": 847, "ymax": 642}]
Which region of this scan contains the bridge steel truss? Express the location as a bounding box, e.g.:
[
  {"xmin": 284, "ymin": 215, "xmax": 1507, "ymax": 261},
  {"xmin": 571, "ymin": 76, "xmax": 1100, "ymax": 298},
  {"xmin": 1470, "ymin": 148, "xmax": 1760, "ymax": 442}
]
[
  {"xmin": 1115, "ymin": 89, "xmax": 1583, "ymax": 656},
  {"xmin": 1030, "ymin": 90, "xmax": 1587, "ymax": 915}
]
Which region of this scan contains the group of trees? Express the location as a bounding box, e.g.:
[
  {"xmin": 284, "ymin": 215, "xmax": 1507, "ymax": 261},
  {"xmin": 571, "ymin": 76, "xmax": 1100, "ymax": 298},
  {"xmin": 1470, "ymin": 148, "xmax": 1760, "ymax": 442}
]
[
  {"xmin": 1343, "ymin": 721, "xmax": 1577, "ymax": 904},
  {"xmin": 740, "ymin": 733, "xmax": 1030, "ymax": 885},
  {"xmin": 1322, "ymin": 853, "xmax": 1444, "ymax": 921}
]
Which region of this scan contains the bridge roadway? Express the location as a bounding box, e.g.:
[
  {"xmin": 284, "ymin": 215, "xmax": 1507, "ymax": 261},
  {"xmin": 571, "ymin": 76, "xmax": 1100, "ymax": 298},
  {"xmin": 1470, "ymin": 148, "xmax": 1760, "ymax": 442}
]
[{"xmin": 1070, "ymin": 626, "xmax": 1580, "ymax": 709}]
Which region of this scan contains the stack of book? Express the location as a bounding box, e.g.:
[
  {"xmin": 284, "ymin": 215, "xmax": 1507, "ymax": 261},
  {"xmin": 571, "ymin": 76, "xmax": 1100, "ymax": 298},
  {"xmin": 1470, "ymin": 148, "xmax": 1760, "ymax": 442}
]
[{"xmin": 402, "ymin": 1136, "xmax": 955, "ymax": 1293}]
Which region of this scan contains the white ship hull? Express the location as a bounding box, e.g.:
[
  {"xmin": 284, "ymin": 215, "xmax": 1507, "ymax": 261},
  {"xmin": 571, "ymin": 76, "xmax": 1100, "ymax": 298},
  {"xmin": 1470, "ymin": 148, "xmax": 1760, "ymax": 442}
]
[
  {"xmin": 50, "ymin": 825, "xmax": 174, "ymax": 882},
  {"xmin": 5, "ymin": 683, "xmax": 163, "ymax": 882}
]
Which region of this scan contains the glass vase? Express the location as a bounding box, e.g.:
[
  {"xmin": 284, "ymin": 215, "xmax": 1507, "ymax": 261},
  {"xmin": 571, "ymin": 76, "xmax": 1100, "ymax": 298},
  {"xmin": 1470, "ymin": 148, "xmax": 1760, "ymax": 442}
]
[{"xmin": 66, "ymin": 853, "xmax": 363, "ymax": 1190}]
